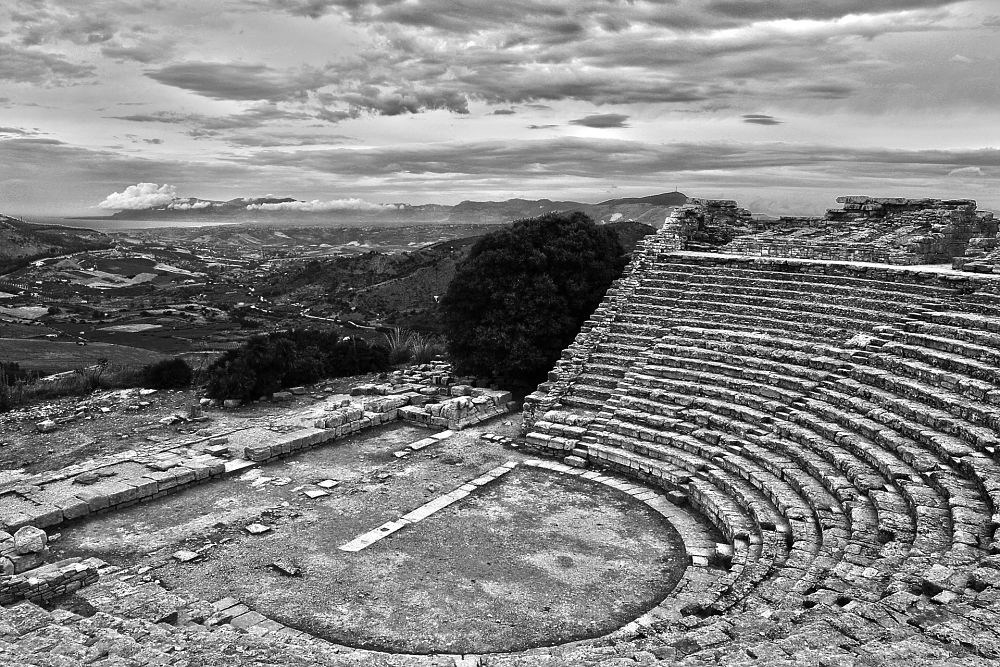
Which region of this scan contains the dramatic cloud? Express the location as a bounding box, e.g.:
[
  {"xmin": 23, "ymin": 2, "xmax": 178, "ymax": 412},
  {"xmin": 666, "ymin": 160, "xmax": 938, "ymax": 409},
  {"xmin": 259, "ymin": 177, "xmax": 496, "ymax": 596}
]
[
  {"xmin": 169, "ymin": 200, "xmax": 214, "ymax": 210},
  {"xmin": 241, "ymin": 138, "xmax": 1000, "ymax": 181},
  {"xmin": 101, "ymin": 39, "xmax": 175, "ymax": 64},
  {"xmin": 339, "ymin": 87, "xmax": 469, "ymax": 115},
  {"xmin": 0, "ymin": 127, "xmax": 40, "ymax": 137},
  {"xmin": 948, "ymin": 166, "xmax": 985, "ymax": 177},
  {"xmin": 1, "ymin": 0, "xmax": 997, "ymax": 216},
  {"xmin": 742, "ymin": 114, "xmax": 782, "ymax": 125},
  {"xmin": 0, "ymin": 43, "xmax": 94, "ymax": 84},
  {"xmin": 569, "ymin": 113, "xmax": 630, "ymax": 128},
  {"xmin": 246, "ymin": 198, "xmax": 389, "ymax": 211},
  {"xmin": 111, "ymin": 105, "xmax": 316, "ymax": 138},
  {"xmin": 98, "ymin": 182, "xmax": 178, "ymax": 209},
  {"xmin": 705, "ymin": 0, "xmax": 960, "ymax": 22},
  {"xmin": 145, "ymin": 62, "xmax": 328, "ymax": 101}
]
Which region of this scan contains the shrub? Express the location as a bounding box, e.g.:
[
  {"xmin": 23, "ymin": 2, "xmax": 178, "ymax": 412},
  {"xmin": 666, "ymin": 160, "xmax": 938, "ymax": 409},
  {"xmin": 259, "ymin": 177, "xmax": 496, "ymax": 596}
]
[
  {"xmin": 204, "ymin": 328, "xmax": 390, "ymax": 402},
  {"xmin": 409, "ymin": 333, "xmax": 445, "ymax": 365},
  {"xmin": 384, "ymin": 327, "xmax": 413, "ymax": 365},
  {"xmin": 0, "ymin": 363, "xmax": 28, "ymax": 412},
  {"xmin": 441, "ymin": 211, "xmax": 625, "ymax": 389},
  {"xmin": 142, "ymin": 358, "xmax": 194, "ymax": 389}
]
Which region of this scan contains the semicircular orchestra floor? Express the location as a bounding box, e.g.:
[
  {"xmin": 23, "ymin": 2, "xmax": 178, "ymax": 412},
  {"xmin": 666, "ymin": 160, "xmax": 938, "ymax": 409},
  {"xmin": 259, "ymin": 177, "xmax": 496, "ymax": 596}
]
[{"xmin": 51, "ymin": 422, "xmax": 695, "ymax": 654}]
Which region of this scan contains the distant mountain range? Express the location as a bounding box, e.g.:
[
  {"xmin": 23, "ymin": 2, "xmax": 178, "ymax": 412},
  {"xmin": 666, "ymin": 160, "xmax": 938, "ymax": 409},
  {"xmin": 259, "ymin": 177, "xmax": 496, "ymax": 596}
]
[{"xmin": 89, "ymin": 191, "xmax": 689, "ymax": 226}]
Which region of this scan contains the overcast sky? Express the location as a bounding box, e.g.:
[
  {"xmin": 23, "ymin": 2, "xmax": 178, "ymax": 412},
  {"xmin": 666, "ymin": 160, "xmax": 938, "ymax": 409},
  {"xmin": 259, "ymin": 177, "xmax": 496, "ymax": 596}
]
[{"xmin": 1, "ymin": 0, "xmax": 998, "ymax": 216}]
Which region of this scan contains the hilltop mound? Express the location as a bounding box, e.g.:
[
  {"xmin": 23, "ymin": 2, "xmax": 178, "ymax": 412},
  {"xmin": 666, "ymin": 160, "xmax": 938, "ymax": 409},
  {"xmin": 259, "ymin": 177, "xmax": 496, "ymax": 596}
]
[
  {"xmin": 597, "ymin": 191, "xmax": 688, "ymax": 207},
  {"xmin": 0, "ymin": 215, "xmax": 111, "ymax": 274}
]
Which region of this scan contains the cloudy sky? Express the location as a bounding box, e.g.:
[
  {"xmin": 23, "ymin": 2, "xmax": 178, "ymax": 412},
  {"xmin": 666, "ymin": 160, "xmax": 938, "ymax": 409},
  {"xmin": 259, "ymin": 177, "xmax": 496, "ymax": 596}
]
[{"xmin": 1, "ymin": 0, "xmax": 998, "ymax": 216}]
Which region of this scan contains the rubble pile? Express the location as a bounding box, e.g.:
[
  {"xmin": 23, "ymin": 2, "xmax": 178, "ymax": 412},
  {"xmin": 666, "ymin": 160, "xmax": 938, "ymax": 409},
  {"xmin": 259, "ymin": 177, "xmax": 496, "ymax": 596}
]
[{"xmin": 0, "ymin": 526, "xmax": 102, "ymax": 605}]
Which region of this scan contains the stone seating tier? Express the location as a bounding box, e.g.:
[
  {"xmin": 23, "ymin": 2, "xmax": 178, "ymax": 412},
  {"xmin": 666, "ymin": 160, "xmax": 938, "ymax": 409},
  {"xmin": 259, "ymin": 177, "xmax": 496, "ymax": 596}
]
[{"xmin": 523, "ymin": 228, "xmax": 1000, "ymax": 662}]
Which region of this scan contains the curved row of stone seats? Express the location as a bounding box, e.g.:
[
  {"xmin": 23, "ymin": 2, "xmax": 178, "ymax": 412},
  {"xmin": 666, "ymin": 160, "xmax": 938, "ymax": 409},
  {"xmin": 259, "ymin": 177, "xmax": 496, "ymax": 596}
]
[
  {"xmin": 680, "ymin": 320, "xmax": 992, "ymax": 568},
  {"xmin": 635, "ymin": 277, "xmax": 924, "ymax": 331},
  {"xmin": 591, "ymin": 368, "xmax": 845, "ymax": 612},
  {"xmin": 605, "ymin": 371, "xmax": 857, "ymax": 602},
  {"xmin": 582, "ymin": 435, "xmax": 772, "ymax": 615},
  {"xmin": 527, "ymin": 244, "xmax": 1000, "ymax": 620},
  {"xmin": 532, "ymin": 250, "xmax": 954, "ymax": 422},
  {"xmin": 623, "ymin": 333, "xmax": 966, "ymax": 597},
  {"xmin": 663, "ymin": 327, "xmax": 992, "ymax": 545}
]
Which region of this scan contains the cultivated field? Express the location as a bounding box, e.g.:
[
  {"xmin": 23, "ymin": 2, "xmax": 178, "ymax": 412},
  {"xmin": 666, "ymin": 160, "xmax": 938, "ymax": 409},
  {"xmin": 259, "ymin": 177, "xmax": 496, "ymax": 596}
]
[{"xmin": 0, "ymin": 337, "xmax": 165, "ymax": 372}]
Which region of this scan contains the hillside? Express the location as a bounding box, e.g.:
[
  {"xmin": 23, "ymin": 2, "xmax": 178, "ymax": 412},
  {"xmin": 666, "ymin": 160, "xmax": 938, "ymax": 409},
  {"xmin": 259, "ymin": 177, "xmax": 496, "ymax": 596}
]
[
  {"xmin": 0, "ymin": 215, "xmax": 112, "ymax": 275},
  {"xmin": 263, "ymin": 220, "xmax": 658, "ymax": 332}
]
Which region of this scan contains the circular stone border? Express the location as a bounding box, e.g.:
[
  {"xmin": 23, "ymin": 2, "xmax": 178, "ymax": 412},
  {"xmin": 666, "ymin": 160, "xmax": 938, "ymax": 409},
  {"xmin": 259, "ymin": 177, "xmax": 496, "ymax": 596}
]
[
  {"xmin": 190, "ymin": 457, "xmax": 727, "ymax": 661},
  {"xmin": 518, "ymin": 458, "xmax": 725, "ymax": 642}
]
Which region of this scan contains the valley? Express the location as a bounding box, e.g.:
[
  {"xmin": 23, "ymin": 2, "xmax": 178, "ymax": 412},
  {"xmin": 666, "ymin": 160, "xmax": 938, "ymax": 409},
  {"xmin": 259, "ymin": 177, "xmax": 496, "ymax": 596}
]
[{"xmin": 0, "ymin": 195, "xmax": 668, "ymax": 381}]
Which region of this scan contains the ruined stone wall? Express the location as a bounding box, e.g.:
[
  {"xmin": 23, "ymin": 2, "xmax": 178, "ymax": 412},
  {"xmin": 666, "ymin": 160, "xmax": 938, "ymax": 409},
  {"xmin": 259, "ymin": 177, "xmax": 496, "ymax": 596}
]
[
  {"xmin": 1, "ymin": 526, "xmax": 102, "ymax": 605},
  {"xmin": 664, "ymin": 199, "xmax": 753, "ymax": 250},
  {"xmin": 0, "ymin": 558, "xmax": 101, "ymax": 605},
  {"xmin": 673, "ymin": 195, "xmax": 996, "ymax": 265},
  {"xmin": 0, "ymin": 363, "xmax": 514, "ymax": 535}
]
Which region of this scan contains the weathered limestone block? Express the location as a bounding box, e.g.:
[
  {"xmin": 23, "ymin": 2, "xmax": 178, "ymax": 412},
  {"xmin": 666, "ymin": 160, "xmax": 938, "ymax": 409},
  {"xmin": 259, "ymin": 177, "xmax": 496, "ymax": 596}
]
[
  {"xmin": 53, "ymin": 497, "xmax": 90, "ymax": 521},
  {"xmin": 73, "ymin": 488, "xmax": 110, "ymax": 512},
  {"xmin": 0, "ymin": 530, "xmax": 14, "ymax": 556},
  {"xmin": 13, "ymin": 526, "xmax": 47, "ymax": 555},
  {"xmin": 35, "ymin": 420, "xmax": 58, "ymax": 433}
]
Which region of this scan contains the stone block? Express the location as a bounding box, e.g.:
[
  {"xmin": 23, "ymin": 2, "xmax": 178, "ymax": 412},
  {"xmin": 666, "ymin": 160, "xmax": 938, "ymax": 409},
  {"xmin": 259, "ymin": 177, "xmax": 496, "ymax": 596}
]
[
  {"xmin": 24, "ymin": 506, "xmax": 62, "ymax": 529},
  {"xmin": 74, "ymin": 489, "xmax": 110, "ymax": 512},
  {"xmin": 244, "ymin": 444, "xmax": 274, "ymax": 462},
  {"xmin": 35, "ymin": 420, "xmax": 57, "ymax": 433},
  {"xmin": 10, "ymin": 550, "xmax": 46, "ymax": 573},
  {"xmin": 13, "ymin": 527, "xmax": 46, "ymax": 555}
]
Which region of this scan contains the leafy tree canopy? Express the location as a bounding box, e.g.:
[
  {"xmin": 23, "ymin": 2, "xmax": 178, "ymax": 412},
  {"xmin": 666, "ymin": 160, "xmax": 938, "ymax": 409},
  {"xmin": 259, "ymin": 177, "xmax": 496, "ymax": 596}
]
[{"xmin": 441, "ymin": 211, "xmax": 625, "ymax": 388}]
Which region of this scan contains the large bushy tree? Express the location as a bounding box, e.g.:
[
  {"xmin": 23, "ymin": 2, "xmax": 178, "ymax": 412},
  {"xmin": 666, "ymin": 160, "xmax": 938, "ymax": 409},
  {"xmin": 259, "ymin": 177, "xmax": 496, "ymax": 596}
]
[{"xmin": 442, "ymin": 211, "xmax": 625, "ymax": 388}]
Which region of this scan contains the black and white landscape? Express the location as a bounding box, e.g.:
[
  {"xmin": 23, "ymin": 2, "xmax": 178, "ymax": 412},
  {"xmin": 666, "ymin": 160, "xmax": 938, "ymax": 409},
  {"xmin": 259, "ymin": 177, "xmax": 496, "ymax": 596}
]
[{"xmin": 2, "ymin": 2, "xmax": 1000, "ymax": 666}]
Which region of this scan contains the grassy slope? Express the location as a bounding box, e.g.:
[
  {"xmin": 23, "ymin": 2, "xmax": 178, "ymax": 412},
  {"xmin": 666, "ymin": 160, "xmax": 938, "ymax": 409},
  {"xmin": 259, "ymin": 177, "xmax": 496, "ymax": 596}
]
[
  {"xmin": 0, "ymin": 338, "xmax": 165, "ymax": 373},
  {"xmin": 0, "ymin": 216, "xmax": 112, "ymax": 275}
]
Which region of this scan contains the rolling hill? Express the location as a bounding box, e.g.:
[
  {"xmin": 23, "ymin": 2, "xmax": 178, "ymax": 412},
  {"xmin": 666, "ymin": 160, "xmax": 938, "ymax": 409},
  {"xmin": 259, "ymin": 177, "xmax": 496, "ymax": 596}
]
[{"xmin": 0, "ymin": 215, "xmax": 112, "ymax": 275}]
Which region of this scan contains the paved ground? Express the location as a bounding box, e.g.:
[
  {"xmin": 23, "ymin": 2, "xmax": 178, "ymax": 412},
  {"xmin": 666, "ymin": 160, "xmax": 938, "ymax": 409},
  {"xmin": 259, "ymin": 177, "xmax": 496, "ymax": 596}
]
[
  {"xmin": 51, "ymin": 419, "xmax": 688, "ymax": 654},
  {"xmin": 0, "ymin": 372, "xmax": 384, "ymax": 480}
]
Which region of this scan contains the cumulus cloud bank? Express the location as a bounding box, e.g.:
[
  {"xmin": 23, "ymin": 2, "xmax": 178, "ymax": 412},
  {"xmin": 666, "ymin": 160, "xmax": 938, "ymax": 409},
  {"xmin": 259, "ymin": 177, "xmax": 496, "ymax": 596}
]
[
  {"xmin": 169, "ymin": 200, "xmax": 213, "ymax": 210},
  {"xmin": 246, "ymin": 198, "xmax": 389, "ymax": 212},
  {"xmin": 98, "ymin": 183, "xmax": 177, "ymax": 209}
]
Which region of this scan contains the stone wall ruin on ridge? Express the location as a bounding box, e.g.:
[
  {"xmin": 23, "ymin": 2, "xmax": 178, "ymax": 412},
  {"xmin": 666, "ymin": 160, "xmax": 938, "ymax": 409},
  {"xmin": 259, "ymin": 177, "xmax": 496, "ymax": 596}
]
[{"xmin": 665, "ymin": 195, "xmax": 997, "ymax": 266}]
